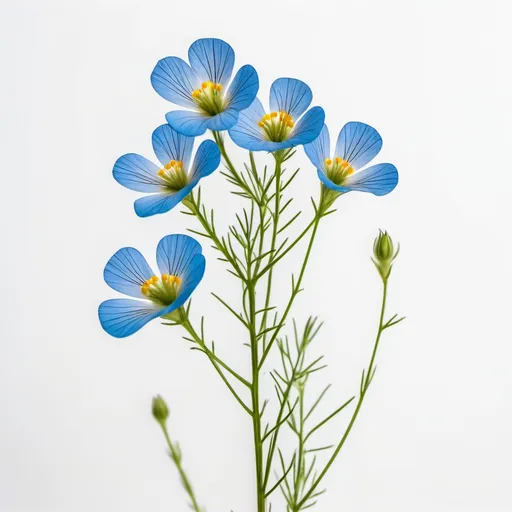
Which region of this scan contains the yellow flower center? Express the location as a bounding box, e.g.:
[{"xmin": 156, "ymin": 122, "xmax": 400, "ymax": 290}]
[
  {"xmin": 157, "ymin": 160, "xmax": 188, "ymax": 191},
  {"xmin": 191, "ymin": 81, "xmax": 224, "ymax": 115},
  {"xmin": 258, "ymin": 111, "xmax": 295, "ymax": 142},
  {"xmin": 141, "ymin": 274, "xmax": 182, "ymax": 305},
  {"xmin": 325, "ymin": 157, "xmax": 354, "ymax": 184}
]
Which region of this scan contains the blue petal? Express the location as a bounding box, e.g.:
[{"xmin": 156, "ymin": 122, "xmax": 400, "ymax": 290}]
[
  {"xmin": 171, "ymin": 253, "xmax": 206, "ymax": 310},
  {"xmin": 134, "ymin": 183, "xmax": 196, "ymax": 217},
  {"xmin": 270, "ymin": 78, "xmax": 312, "ymax": 119},
  {"xmin": 226, "ymin": 65, "xmax": 259, "ymax": 111},
  {"xmin": 104, "ymin": 247, "xmax": 155, "ymax": 298},
  {"xmin": 156, "ymin": 234, "xmax": 203, "ymax": 278},
  {"xmin": 343, "ymin": 163, "xmax": 399, "ymax": 196},
  {"xmin": 304, "ymin": 124, "xmax": 330, "ymax": 170},
  {"xmin": 205, "ymin": 108, "xmax": 239, "ymax": 132},
  {"xmin": 188, "ymin": 38, "xmax": 235, "ymax": 87},
  {"xmin": 166, "ymin": 110, "xmax": 211, "ymax": 137},
  {"xmin": 335, "ymin": 122, "xmax": 383, "ymax": 171},
  {"xmin": 286, "ymin": 106, "xmax": 325, "ymax": 147},
  {"xmin": 228, "ymin": 98, "xmax": 269, "ymax": 151},
  {"xmin": 98, "ymin": 299, "xmax": 164, "ymax": 338},
  {"xmin": 152, "ymin": 124, "xmax": 194, "ymax": 170},
  {"xmin": 190, "ymin": 140, "xmax": 221, "ymax": 179},
  {"xmin": 113, "ymin": 154, "xmax": 163, "ymax": 193},
  {"xmin": 151, "ymin": 57, "xmax": 200, "ymax": 109}
]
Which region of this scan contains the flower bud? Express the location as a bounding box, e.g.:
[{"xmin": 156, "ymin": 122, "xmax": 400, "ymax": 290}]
[
  {"xmin": 152, "ymin": 395, "xmax": 169, "ymax": 423},
  {"xmin": 372, "ymin": 230, "xmax": 399, "ymax": 281}
]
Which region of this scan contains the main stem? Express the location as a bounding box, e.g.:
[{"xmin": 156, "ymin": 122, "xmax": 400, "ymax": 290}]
[
  {"xmin": 248, "ymin": 278, "xmax": 265, "ymax": 512},
  {"xmin": 295, "ymin": 279, "xmax": 389, "ymax": 510}
]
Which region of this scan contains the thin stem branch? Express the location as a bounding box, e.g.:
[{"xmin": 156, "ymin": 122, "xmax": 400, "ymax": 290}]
[
  {"xmin": 157, "ymin": 421, "xmax": 203, "ymax": 512},
  {"xmin": 182, "ymin": 318, "xmax": 252, "ymax": 416},
  {"xmin": 296, "ymin": 279, "xmax": 389, "ymax": 510}
]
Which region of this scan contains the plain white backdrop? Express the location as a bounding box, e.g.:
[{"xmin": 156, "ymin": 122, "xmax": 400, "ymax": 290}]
[{"xmin": 1, "ymin": 0, "xmax": 511, "ymax": 511}]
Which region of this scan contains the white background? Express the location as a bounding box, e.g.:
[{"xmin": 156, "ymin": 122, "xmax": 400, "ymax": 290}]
[{"xmin": 1, "ymin": 0, "xmax": 511, "ymax": 511}]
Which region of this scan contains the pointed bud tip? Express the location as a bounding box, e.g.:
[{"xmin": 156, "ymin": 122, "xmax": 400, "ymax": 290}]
[{"xmin": 372, "ymin": 230, "xmax": 399, "ymax": 280}]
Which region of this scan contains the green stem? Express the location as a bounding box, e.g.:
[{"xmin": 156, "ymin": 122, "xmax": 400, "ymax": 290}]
[
  {"xmin": 248, "ymin": 278, "xmax": 265, "ymax": 512},
  {"xmin": 181, "ymin": 318, "xmax": 252, "ymax": 416},
  {"xmin": 157, "ymin": 421, "xmax": 203, "ymax": 512},
  {"xmin": 296, "ymin": 279, "xmax": 389, "ymax": 510},
  {"xmin": 292, "ymin": 384, "xmax": 306, "ymax": 507},
  {"xmin": 259, "ymin": 152, "xmax": 283, "ymax": 348},
  {"xmin": 186, "ymin": 191, "xmax": 246, "ymax": 281},
  {"xmin": 259, "ymin": 212, "xmax": 322, "ymax": 369}
]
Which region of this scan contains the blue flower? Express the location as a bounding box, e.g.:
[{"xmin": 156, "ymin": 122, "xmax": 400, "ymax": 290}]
[
  {"xmin": 304, "ymin": 122, "xmax": 398, "ymax": 196},
  {"xmin": 228, "ymin": 77, "xmax": 325, "ymax": 152},
  {"xmin": 151, "ymin": 38, "xmax": 259, "ymax": 136},
  {"xmin": 99, "ymin": 234, "xmax": 205, "ymax": 338},
  {"xmin": 113, "ymin": 124, "xmax": 220, "ymax": 217}
]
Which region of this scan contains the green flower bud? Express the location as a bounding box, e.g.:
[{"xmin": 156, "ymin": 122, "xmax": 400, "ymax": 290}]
[
  {"xmin": 372, "ymin": 230, "xmax": 399, "ymax": 281},
  {"xmin": 152, "ymin": 395, "xmax": 169, "ymax": 423}
]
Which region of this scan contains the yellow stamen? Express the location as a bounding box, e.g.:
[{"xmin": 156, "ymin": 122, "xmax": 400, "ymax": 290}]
[
  {"xmin": 162, "ymin": 274, "xmax": 168, "ymax": 281},
  {"xmin": 264, "ymin": 113, "xmax": 271, "ymax": 121},
  {"xmin": 325, "ymin": 158, "xmax": 332, "ymax": 166},
  {"xmin": 158, "ymin": 169, "xmax": 165, "ymax": 177},
  {"xmin": 287, "ymin": 120, "xmax": 294, "ymax": 128},
  {"xmin": 258, "ymin": 121, "xmax": 265, "ymax": 127},
  {"xmin": 202, "ymin": 81, "xmax": 211, "ymax": 89},
  {"xmin": 270, "ymin": 112, "xmax": 278, "ymax": 118},
  {"xmin": 335, "ymin": 157, "xmax": 342, "ymax": 164},
  {"xmin": 151, "ymin": 276, "xmax": 158, "ymax": 284},
  {"xmin": 168, "ymin": 275, "xmax": 176, "ymax": 284},
  {"xmin": 214, "ymin": 83, "xmax": 222, "ymax": 91},
  {"xmin": 192, "ymin": 89, "xmax": 202, "ymax": 98},
  {"xmin": 176, "ymin": 276, "xmax": 181, "ymax": 286}
]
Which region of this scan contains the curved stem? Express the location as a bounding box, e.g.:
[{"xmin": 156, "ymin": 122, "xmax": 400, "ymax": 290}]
[
  {"xmin": 181, "ymin": 318, "xmax": 252, "ymax": 416},
  {"xmin": 157, "ymin": 421, "xmax": 203, "ymax": 512},
  {"xmin": 295, "ymin": 279, "xmax": 389, "ymax": 510}
]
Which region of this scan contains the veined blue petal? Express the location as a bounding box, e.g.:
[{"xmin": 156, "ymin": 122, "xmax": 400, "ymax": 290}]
[
  {"xmin": 134, "ymin": 183, "xmax": 196, "ymax": 217},
  {"xmin": 156, "ymin": 234, "xmax": 203, "ymax": 278},
  {"xmin": 188, "ymin": 38, "xmax": 235, "ymax": 87},
  {"xmin": 166, "ymin": 110, "xmax": 211, "ymax": 137},
  {"xmin": 270, "ymin": 78, "xmax": 312, "ymax": 119},
  {"xmin": 113, "ymin": 154, "xmax": 163, "ymax": 193},
  {"xmin": 335, "ymin": 122, "xmax": 382, "ymax": 171},
  {"xmin": 151, "ymin": 57, "xmax": 200, "ymax": 108},
  {"xmin": 343, "ymin": 163, "xmax": 398, "ymax": 196},
  {"xmin": 171, "ymin": 253, "xmax": 206, "ymax": 310},
  {"xmin": 152, "ymin": 124, "xmax": 194, "ymax": 170},
  {"xmin": 190, "ymin": 140, "xmax": 221, "ymax": 179},
  {"xmin": 304, "ymin": 124, "xmax": 330, "ymax": 171},
  {"xmin": 226, "ymin": 65, "xmax": 259, "ymax": 111},
  {"xmin": 228, "ymin": 98, "xmax": 268, "ymax": 151},
  {"xmin": 286, "ymin": 106, "xmax": 325, "ymax": 147},
  {"xmin": 104, "ymin": 247, "xmax": 155, "ymax": 298},
  {"xmin": 206, "ymin": 108, "xmax": 239, "ymax": 131},
  {"xmin": 98, "ymin": 299, "xmax": 164, "ymax": 338}
]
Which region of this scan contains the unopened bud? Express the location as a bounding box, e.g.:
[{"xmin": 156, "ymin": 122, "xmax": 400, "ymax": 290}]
[
  {"xmin": 372, "ymin": 230, "xmax": 399, "ymax": 281},
  {"xmin": 152, "ymin": 395, "xmax": 169, "ymax": 423}
]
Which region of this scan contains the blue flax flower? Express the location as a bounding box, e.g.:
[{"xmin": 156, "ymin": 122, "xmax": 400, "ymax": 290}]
[
  {"xmin": 304, "ymin": 122, "xmax": 398, "ymax": 196},
  {"xmin": 151, "ymin": 38, "xmax": 259, "ymax": 136},
  {"xmin": 113, "ymin": 124, "xmax": 220, "ymax": 217},
  {"xmin": 228, "ymin": 77, "xmax": 325, "ymax": 152},
  {"xmin": 99, "ymin": 234, "xmax": 205, "ymax": 338}
]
